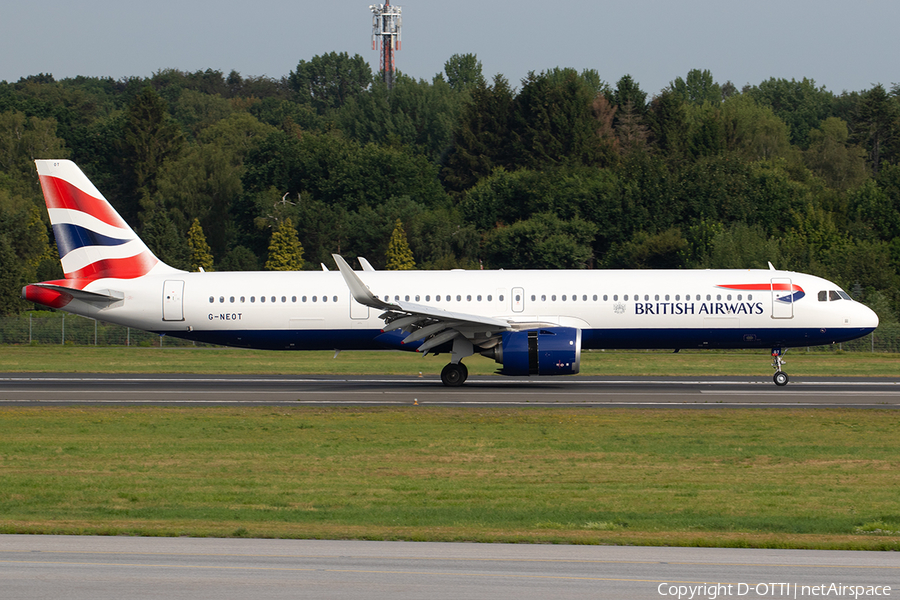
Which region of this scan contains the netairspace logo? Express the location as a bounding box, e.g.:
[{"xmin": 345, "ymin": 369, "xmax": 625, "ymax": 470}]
[{"xmin": 657, "ymin": 582, "xmax": 892, "ymax": 599}]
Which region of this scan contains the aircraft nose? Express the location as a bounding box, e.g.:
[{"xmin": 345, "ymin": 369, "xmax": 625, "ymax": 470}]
[{"xmin": 859, "ymin": 302, "xmax": 879, "ymax": 330}]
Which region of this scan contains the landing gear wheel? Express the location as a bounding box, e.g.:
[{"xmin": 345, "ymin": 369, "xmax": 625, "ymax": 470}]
[
  {"xmin": 773, "ymin": 371, "xmax": 789, "ymax": 387},
  {"xmin": 441, "ymin": 363, "xmax": 468, "ymax": 387}
]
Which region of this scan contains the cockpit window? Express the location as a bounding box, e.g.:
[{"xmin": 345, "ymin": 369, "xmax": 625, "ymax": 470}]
[
  {"xmin": 838, "ymin": 291, "xmax": 852, "ymax": 300},
  {"xmin": 829, "ymin": 290, "xmax": 841, "ymax": 301}
]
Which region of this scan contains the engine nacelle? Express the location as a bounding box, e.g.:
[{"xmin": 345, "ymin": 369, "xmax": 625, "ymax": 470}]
[{"xmin": 482, "ymin": 327, "xmax": 582, "ymax": 376}]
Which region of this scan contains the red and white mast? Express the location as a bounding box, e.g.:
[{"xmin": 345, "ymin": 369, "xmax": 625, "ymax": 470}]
[{"xmin": 369, "ymin": 1, "xmax": 402, "ymax": 89}]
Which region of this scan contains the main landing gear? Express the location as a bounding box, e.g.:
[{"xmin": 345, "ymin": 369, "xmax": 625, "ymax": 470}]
[
  {"xmin": 441, "ymin": 362, "xmax": 468, "ymax": 386},
  {"xmin": 771, "ymin": 348, "xmax": 789, "ymax": 386}
]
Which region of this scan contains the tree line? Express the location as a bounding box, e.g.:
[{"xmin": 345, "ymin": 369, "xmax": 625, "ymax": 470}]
[{"xmin": 1, "ymin": 54, "xmax": 899, "ymax": 325}]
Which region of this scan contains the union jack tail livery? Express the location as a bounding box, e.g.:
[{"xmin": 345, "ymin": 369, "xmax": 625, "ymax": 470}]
[{"xmin": 22, "ymin": 160, "xmax": 180, "ymax": 308}]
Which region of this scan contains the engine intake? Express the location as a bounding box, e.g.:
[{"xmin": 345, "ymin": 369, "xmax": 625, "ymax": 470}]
[{"xmin": 482, "ymin": 327, "xmax": 582, "ymax": 376}]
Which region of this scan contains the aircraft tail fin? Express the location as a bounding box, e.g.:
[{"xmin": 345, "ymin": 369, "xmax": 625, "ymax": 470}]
[{"xmin": 34, "ymin": 159, "xmax": 180, "ymax": 287}]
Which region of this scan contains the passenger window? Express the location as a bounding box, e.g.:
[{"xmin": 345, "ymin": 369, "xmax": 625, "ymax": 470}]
[
  {"xmin": 405, "ymin": 295, "xmax": 410, "ymax": 301},
  {"xmin": 541, "ymin": 295, "xmax": 546, "ymax": 301},
  {"xmin": 675, "ymin": 295, "xmax": 680, "ymax": 301},
  {"xmin": 748, "ymin": 294, "xmax": 753, "ymax": 301},
  {"xmin": 281, "ymin": 296, "xmax": 286, "ymax": 303},
  {"xmin": 726, "ymin": 295, "xmax": 731, "ymax": 301},
  {"xmin": 312, "ymin": 296, "xmax": 317, "ymax": 302},
  {"xmin": 583, "ymin": 295, "xmax": 587, "ymax": 301},
  {"xmin": 416, "ymin": 295, "xmax": 420, "ymax": 301},
  {"xmin": 208, "ymin": 296, "xmax": 214, "ymax": 303},
  {"xmin": 530, "ymin": 295, "xmax": 535, "ymax": 301},
  {"xmin": 665, "ymin": 295, "xmax": 670, "ymax": 301},
  {"xmin": 240, "ymin": 296, "xmax": 245, "ymax": 303},
  {"xmin": 737, "ymin": 294, "xmax": 742, "ymax": 301},
  {"xmin": 477, "ymin": 295, "xmax": 482, "ymax": 301},
  {"xmin": 499, "ymin": 295, "xmax": 504, "ymax": 301},
  {"xmin": 333, "ymin": 296, "xmax": 337, "ymax": 303},
  {"xmin": 323, "ymin": 296, "xmax": 328, "ymax": 303},
  {"xmin": 302, "ymin": 296, "xmax": 307, "ymax": 302},
  {"xmin": 613, "ymin": 295, "xmax": 618, "ymax": 301},
  {"xmin": 716, "ymin": 295, "xmax": 721, "ymax": 301},
  {"xmin": 292, "ymin": 296, "xmax": 297, "ymax": 302},
  {"xmin": 271, "ymin": 296, "xmax": 275, "ymax": 303},
  {"xmin": 426, "ymin": 295, "xmax": 430, "ymax": 301},
  {"xmin": 624, "ymin": 295, "xmax": 629, "ymax": 301},
  {"xmin": 706, "ymin": 295, "xmax": 711, "ymax": 301},
  {"xmin": 457, "ymin": 295, "xmax": 462, "ymax": 302},
  {"xmin": 230, "ymin": 296, "xmax": 235, "ymax": 303},
  {"xmin": 251, "ymin": 296, "xmax": 256, "ymax": 303},
  {"xmin": 488, "ymin": 295, "xmax": 492, "ymax": 301},
  {"xmin": 562, "ymin": 295, "xmax": 567, "ymax": 301},
  {"xmin": 552, "ymin": 295, "xmax": 557, "ymax": 301},
  {"xmin": 261, "ymin": 296, "xmax": 266, "ymax": 303},
  {"xmin": 446, "ymin": 295, "xmax": 451, "ymax": 302},
  {"xmin": 468, "ymin": 295, "xmax": 472, "ymax": 301},
  {"xmin": 435, "ymin": 295, "xmax": 440, "ymax": 302}
]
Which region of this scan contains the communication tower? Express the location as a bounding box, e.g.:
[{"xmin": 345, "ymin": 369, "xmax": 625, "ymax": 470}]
[{"xmin": 369, "ymin": 1, "xmax": 402, "ymax": 89}]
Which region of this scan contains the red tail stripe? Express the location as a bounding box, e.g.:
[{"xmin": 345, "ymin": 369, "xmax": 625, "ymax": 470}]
[
  {"xmin": 66, "ymin": 251, "xmax": 157, "ymax": 281},
  {"xmin": 39, "ymin": 175, "xmax": 129, "ymax": 230}
]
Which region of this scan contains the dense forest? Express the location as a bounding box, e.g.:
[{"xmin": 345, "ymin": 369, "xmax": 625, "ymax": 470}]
[{"xmin": 1, "ymin": 53, "xmax": 899, "ymax": 326}]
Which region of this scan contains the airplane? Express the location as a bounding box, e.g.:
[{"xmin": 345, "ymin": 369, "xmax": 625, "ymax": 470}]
[{"xmin": 22, "ymin": 160, "xmax": 879, "ymax": 387}]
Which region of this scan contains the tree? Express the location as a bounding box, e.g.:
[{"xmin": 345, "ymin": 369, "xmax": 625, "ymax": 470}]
[
  {"xmin": 0, "ymin": 110, "xmax": 69, "ymax": 197},
  {"xmin": 853, "ymin": 84, "xmax": 899, "ymax": 174},
  {"xmin": 265, "ymin": 217, "xmax": 305, "ymax": 271},
  {"xmin": 118, "ymin": 86, "xmax": 184, "ymax": 226},
  {"xmin": 444, "ymin": 53, "xmax": 483, "ymax": 92},
  {"xmin": 482, "ymin": 213, "xmax": 597, "ymax": 269},
  {"xmin": 804, "ymin": 117, "xmax": 868, "ymax": 190},
  {"xmin": 187, "ymin": 218, "xmax": 214, "ymax": 271},
  {"xmin": 385, "ymin": 219, "xmax": 416, "ymax": 270},
  {"xmin": 287, "ymin": 52, "xmax": 372, "ymax": 114},
  {"xmin": 442, "ymin": 74, "xmax": 516, "ymax": 191},
  {"xmin": 745, "ymin": 78, "xmax": 834, "ymax": 148},
  {"xmin": 669, "ymin": 69, "xmax": 721, "ymax": 105},
  {"xmin": 511, "ymin": 68, "xmax": 615, "ymax": 170}
]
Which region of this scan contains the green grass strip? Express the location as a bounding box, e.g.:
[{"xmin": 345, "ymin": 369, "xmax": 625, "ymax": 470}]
[
  {"xmin": 1, "ymin": 406, "xmax": 898, "ymax": 549},
  {"xmin": 1, "ymin": 346, "xmax": 899, "ymax": 377}
]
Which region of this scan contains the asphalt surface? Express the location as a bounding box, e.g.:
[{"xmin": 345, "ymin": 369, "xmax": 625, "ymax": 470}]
[
  {"xmin": 1, "ymin": 536, "xmax": 897, "ymax": 600},
  {"xmin": 1, "ymin": 373, "xmax": 899, "ymax": 407}
]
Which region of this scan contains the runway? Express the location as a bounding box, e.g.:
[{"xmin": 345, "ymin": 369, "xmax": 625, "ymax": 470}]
[
  {"xmin": 1, "ymin": 373, "xmax": 899, "ymax": 407},
  {"xmin": 1, "ymin": 535, "xmax": 897, "ymax": 600}
]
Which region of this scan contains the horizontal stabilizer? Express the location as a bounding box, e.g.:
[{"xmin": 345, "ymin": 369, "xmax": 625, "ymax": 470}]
[{"xmin": 31, "ymin": 283, "xmax": 123, "ymax": 303}]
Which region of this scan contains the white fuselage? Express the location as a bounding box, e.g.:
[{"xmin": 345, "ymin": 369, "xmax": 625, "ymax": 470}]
[{"xmin": 60, "ymin": 267, "xmax": 878, "ymax": 352}]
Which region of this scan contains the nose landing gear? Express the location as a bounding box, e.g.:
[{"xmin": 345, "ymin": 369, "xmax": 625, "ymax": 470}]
[{"xmin": 771, "ymin": 348, "xmax": 789, "ymax": 386}]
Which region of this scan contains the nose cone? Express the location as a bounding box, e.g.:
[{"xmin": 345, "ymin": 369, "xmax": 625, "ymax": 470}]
[{"xmin": 858, "ymin": 302, "xmax": 880, "ymax": 331}]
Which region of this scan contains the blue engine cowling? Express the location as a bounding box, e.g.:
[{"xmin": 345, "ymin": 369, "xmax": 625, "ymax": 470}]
[{"xmin": 485, "ymin": 327, "xmax": 582, "ymax": 376}]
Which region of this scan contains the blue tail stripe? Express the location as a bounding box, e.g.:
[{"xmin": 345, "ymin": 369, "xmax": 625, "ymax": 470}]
[{"xmin": 52, "ymin": 223, "xmax": 130, "ymax": 257}]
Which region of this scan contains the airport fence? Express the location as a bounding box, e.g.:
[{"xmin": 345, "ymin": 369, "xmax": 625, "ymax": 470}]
[
  {"xmin": 0, "ymin": 312, "xmax": 201, "ymax": 347},
  {"xmin": 0, "ymin": 311, "xmax": 899, "ymax": 352}
]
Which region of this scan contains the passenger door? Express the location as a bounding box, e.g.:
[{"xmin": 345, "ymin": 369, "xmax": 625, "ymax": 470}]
[
  {"xmin": 162, "ymin": 280, "xmax": 185, "ymax": 321},
  {"xmin": 771, "ymin": 278, "xmax": 794, "ymax": 319}
]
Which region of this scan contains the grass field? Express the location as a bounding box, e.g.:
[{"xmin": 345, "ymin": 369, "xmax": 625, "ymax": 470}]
[
  {"xmin": 1, "ymin": 346, "xmax": 898, "ymax": 549},
  {"xmin": 1, "ymin": 345, "xmax": 899, "ymax": 377},
  {"xmin": 1, "ymin": 407, "xmax": 899, "ymax": 550}
]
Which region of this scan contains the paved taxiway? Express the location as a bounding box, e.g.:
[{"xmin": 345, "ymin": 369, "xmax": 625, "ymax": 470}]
[
  {"xmin": 1, "ymin": 536, "xmax": 897, "ymax": 600},
  {"xmin": 1, "ymin": 373, "xmax": 899, "ymax": 407}
]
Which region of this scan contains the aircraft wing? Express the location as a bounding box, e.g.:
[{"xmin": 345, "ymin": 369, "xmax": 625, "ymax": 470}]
[{"xmin": 332, "ymin": 254, "xmax": 511, "ymax": 353}]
